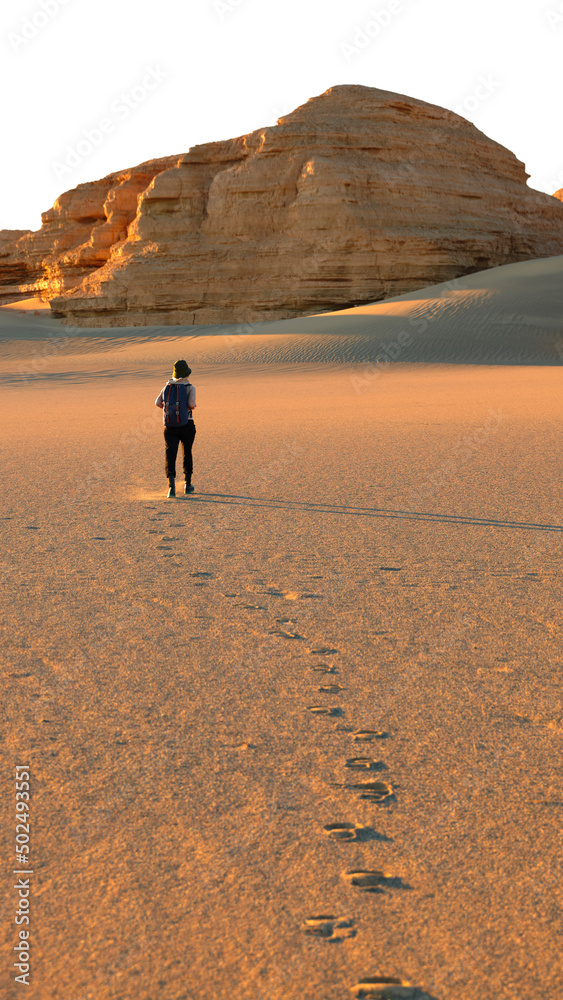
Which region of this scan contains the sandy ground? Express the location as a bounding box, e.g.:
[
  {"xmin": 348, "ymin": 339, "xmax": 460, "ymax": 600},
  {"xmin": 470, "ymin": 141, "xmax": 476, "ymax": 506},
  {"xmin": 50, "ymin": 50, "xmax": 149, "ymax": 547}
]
[
  {"xmin": 0, "ymin": 257, "xmax": 562, "ymax": 1000},
  {"xmin": 1, "ymin": 297, "xmax": 51, "ymax": 313}
]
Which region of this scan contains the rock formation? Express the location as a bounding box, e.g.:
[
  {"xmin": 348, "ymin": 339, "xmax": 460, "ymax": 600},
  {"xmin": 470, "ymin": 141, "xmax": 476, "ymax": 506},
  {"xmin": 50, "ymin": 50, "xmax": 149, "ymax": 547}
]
[
  {"xmin": 3, "ymin": 85, "xmax": 563, "ymax": 326},
  {"xmin": 0, "ymin": 155, "xmax": 181, "ymax": 305},
  {"xmin": 0, "ymin": 230, "xmax": 31, "ymax": 251}
]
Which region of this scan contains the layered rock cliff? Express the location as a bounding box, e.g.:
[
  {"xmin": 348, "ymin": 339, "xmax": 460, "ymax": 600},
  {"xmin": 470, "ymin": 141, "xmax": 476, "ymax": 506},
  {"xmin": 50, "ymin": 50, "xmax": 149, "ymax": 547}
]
[
  {"xmin": 0, "ymin": 230, "xmax": 31, "ymax": 251},
  {"xmin": 0, "ymin": 155, "xmax": 181, "ymax": 305},
  {"xmin": 4, "ymin": 85, "xmax": 563, "ymax": 326}
]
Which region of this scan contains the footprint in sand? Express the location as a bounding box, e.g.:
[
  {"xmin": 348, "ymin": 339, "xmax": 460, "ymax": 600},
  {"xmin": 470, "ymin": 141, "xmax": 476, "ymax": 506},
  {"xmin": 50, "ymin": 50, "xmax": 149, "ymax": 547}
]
[
  {"xmin": 311, "ymin": 664, "xmax": 338, "ymax": 674},
  {"xmin": 318, "ymin": 684, "xmax": 344, "ymax": 694},
  {"xmin": 307, "ymin": 706, "xmax": 343, "ymax": 717},
  {"xmin": 268, "ymin": 629, "xmax": 307, "ymax": 640},
  {"xmin": 342, "ymin": 870, "xmax": 390, "ymax": 892},
  {"xmin": 345, "ymin": 758, "xmax": 387, "ymax": 772},
  {"xmin": 302, "ymin": 914, "xmax": 356, "ymax": 940},
  {"xmin": 342, "ymin": 870, "xmax": 408, "ymax": 893},
  {"xmin": 324, "ymin": 824, "xmax": 393, "ymax": 844},
  {"xmin": 346, "ymin": 780, "xmax": 394, "ymax": 803},
  {"xmin": 350, "ymin": 978, "xmax": 420, "ymax": 998},
  {"xmin": 191, "ymin": 572, "xmax": 214, "ymax": 578},
  {"xmin": 323, "ymin": 823, "xmax": 360, "ymax": 841},
  {"xmin": 352, "ymin": 731, "xmax": 389, "ymax": 742},
  {"xmin": 307, "ymin": 646, "xmax": 339, "ymax": 655}
]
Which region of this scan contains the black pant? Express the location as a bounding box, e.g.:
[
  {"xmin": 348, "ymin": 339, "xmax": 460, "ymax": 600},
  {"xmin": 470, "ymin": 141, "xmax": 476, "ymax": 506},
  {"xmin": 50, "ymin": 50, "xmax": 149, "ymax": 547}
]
[{"xmin": 164, "ymin": 421, "xmax": 196, "ymax": 481}]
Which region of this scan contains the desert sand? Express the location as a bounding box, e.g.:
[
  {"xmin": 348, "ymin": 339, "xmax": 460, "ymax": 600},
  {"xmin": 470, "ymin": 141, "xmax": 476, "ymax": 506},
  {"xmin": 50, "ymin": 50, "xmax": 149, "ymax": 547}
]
[{"xmin": 1, "ymin": 256, "xmax": 562, "ymax": 1000}]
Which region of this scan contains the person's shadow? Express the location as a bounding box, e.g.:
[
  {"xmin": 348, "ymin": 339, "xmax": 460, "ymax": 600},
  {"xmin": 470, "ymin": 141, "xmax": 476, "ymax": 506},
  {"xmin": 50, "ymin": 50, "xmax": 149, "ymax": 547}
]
[{"xmin": 190, "ymin": 492, "xmax": 563, "ymax": 534}]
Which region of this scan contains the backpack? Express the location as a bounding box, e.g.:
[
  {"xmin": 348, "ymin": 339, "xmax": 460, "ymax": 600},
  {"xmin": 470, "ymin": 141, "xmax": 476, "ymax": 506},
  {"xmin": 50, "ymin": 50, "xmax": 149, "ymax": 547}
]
[{"xmin": 163, "ymin": 381, "xmax": 191, "ymax": 426}]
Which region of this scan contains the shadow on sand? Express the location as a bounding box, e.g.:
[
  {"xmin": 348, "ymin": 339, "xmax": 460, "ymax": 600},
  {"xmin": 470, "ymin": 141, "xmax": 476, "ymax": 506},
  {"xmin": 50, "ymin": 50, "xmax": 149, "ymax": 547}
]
[{"xmin": 189, "ymin": 493, "xmax": 563, "ymax": 533}]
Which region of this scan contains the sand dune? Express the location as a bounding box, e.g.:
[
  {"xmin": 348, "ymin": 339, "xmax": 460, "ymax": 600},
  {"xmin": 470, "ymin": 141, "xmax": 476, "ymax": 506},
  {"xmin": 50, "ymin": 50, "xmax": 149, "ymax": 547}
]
[
  {"xmin": 1, "ymin": 256, "xmax": 562, "ymax": 387},
  {"xmin": 0, "ymin": 257, "xmax": 562, "ymax": 1000}
]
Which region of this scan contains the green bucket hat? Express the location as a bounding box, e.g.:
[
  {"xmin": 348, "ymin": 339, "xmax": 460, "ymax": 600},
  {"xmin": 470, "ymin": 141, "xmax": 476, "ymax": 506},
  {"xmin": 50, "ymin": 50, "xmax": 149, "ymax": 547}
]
[{"xmin": 173, "ymin": 359, "xmax": 191, "ymax": 378}]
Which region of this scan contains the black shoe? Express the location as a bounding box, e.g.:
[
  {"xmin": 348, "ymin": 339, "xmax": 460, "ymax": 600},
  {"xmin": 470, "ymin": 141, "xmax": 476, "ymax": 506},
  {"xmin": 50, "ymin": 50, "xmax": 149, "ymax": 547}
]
[
  {"xmin": 184, "ymin": 482, "xmax": 195, "ymax": 495},
  {"xmin": 167, "ymin": 477, "xmax": 176, "ymax": 498}
]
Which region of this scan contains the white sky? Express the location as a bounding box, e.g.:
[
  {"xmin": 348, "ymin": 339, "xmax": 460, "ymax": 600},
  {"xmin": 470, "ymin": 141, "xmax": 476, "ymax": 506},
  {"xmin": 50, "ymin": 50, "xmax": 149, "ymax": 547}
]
[{"xmin": 1, "ymin": 0, "xmax": 562, "ymax": 231}]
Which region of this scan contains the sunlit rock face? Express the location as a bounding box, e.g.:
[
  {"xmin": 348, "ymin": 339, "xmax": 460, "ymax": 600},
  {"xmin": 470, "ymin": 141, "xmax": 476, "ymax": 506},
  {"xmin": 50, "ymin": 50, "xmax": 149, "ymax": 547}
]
[
  {"xmin": 0, "ymin": 156, "xmax": 181, "ymax": 305},
  {"xmin": 5, "ymin": 85, "xmax": 563, "ymax": 325},
  {"xmin": 0, "ymin": 230, "xmax": 31, "ymax": 251}
]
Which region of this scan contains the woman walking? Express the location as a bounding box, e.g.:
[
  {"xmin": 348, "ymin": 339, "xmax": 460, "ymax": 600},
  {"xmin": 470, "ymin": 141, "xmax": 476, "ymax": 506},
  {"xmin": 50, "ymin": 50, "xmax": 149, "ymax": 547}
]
[{"xmin": 155, "ymin": 360, "xmax": 197, "ymax": 498}]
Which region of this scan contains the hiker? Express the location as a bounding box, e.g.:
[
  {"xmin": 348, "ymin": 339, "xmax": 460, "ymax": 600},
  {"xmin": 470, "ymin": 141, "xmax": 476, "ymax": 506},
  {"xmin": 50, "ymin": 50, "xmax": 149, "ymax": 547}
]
[{"xmin": 155, "ymin": 360, "xmax": 196, "ymax": 497}]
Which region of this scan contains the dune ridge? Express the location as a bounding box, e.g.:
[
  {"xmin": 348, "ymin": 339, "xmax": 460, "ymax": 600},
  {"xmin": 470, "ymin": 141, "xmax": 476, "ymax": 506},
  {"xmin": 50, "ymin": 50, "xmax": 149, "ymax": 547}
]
[{"xmin": 1, "ymin": 256, "xmax": 562, "ymax": 385}]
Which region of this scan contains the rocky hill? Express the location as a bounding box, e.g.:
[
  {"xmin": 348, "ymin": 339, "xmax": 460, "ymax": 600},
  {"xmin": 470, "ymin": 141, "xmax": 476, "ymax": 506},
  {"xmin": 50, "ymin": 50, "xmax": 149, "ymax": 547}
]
[
  {"xmin": 2, "ymin": 85, "xmax": 563, "ymax": 326},
  {"xmin": 0, "ymin": 156, "xmax": 181, "ymax": 306}
]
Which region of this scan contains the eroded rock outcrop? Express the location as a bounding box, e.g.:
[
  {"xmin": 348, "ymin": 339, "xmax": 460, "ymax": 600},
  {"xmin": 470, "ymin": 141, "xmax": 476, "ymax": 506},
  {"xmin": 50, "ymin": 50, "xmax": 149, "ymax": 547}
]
[
  {"xmin": 5, "ymin": 85, "xmax": 563, "ymax": 325},
  {"xmin": 0, "ymin": 230, "xmax": 31, "ymax": 251},
  {"xmin": 0, "ymin": 155, "xmax": 181, "ymax": 305}
]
